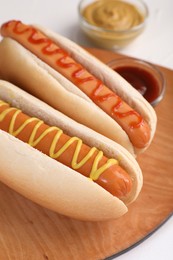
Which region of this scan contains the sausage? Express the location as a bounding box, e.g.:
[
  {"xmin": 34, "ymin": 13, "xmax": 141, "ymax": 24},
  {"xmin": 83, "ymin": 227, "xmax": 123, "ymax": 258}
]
[
  {"xmin": 0, "ymin": 100, "xmax": 132, "ymax": 198},
  {"xmin": 1, "ymin": 20, "xmax": 150, "ymax": 149}
]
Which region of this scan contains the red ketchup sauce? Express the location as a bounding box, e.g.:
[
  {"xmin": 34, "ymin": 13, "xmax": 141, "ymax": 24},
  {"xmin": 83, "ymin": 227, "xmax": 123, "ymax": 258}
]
[{"xmin": 114, "ymin": 65, "xmax": 161, "ymax": 104}]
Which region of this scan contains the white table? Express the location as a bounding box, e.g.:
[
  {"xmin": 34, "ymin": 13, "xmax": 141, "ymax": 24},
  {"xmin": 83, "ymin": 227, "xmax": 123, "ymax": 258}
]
[{"xmin": 0, "ymin": 1, "xmax": 172, "ymax": 259}]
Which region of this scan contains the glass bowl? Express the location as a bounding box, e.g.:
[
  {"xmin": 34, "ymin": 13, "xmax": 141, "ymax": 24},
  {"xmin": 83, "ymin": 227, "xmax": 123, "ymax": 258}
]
[
  {"xmin": 78, "ymin": 0, "xmax": 149, "ymax": 49},
  {"xmin": 107, "ymin": 57, "xmax": 166, "ymax": 106}
]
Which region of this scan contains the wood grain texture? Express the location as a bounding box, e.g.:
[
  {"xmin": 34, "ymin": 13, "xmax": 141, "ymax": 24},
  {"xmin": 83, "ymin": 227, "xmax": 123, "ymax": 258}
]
[{"xmin": 0, "ymin": 48, "xmax": 173, "ymax": 260}]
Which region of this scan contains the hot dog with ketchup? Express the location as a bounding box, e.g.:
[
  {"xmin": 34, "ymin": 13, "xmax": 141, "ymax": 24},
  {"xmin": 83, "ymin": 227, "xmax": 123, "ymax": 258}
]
[
  {"xmin": 0, "ymin": 20, "xmax": 157, "ymax": 155},
  {"xmin": 0, "ymin": 80, "xmax": 142, "ymax": 221}
]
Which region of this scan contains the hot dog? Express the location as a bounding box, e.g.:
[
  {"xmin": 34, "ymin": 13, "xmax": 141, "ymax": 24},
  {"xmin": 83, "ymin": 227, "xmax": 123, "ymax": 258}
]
[
  {"xmin": 0, "ymin": 100, "xmax": 132, "ymax": 198},
  {"xmin": 0, "ymin": 20, "xmax": 157, "ymax": 155},
  {"xmin": 0, "ymin": 80, "xmax": 142, "ymax": 221}
]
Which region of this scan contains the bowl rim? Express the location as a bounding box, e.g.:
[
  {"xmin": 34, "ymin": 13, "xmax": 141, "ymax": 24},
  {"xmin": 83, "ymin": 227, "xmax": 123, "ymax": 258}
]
[{"xmin": 78, "ymin": 0, "xmax": 149, "ymax": 34}]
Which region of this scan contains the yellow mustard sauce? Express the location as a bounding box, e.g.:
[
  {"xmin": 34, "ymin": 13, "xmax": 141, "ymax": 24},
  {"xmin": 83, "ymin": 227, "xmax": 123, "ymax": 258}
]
[
  {"xmin": 82, "ymin": 0, "xmax": 144, "ymax": 31},
  {"xmin": 0, "ymin": 100, "xmax": 119, "ymax": 181}
]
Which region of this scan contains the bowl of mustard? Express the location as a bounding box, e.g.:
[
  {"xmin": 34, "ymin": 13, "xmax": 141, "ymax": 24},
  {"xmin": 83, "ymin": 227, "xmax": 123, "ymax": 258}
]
[{"xmin": 78, "ymin": 0, "xmax": 149, "ymax": 49}]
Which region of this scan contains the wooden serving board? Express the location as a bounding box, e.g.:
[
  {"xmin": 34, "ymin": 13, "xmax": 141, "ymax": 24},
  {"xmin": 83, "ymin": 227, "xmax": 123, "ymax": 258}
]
[{"xmin": 0, "ymin": 48, "xmax": 173, "ymax": 260}]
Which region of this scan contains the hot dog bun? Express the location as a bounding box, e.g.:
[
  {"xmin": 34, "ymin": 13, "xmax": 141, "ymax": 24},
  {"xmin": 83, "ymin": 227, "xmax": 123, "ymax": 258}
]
[
  {"xmin": 0, "ymin": 20, "xmax": 157, "ymax": 155},
  {"xmin": 0, "ymin": 80, "xmax": 142, "ymax": 221}
]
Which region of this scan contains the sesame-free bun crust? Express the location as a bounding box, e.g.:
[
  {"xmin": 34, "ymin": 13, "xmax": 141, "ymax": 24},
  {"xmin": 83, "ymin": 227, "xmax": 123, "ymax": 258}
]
[{"xmin": 0, "ymin": 80, "xmax": 143, "ymax": 220}]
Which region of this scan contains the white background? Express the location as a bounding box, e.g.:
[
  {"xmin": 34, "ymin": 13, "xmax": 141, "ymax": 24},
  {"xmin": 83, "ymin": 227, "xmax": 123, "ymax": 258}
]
[{"xmin": 0, "ymin": 0, "xmax": 173, "ymax": 259}]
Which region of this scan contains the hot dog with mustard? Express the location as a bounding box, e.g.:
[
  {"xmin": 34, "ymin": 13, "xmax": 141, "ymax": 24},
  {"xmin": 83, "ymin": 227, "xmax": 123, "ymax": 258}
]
[{"xmin": 0, "ymin": 80, "xmax": 142, "ymax": 221}]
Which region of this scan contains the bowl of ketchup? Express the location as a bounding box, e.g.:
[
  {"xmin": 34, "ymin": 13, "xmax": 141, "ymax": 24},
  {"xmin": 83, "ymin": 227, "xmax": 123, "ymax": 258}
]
[{"xmin": 107, "ymin": 57, "xmax": 166, "ymax": 106}]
